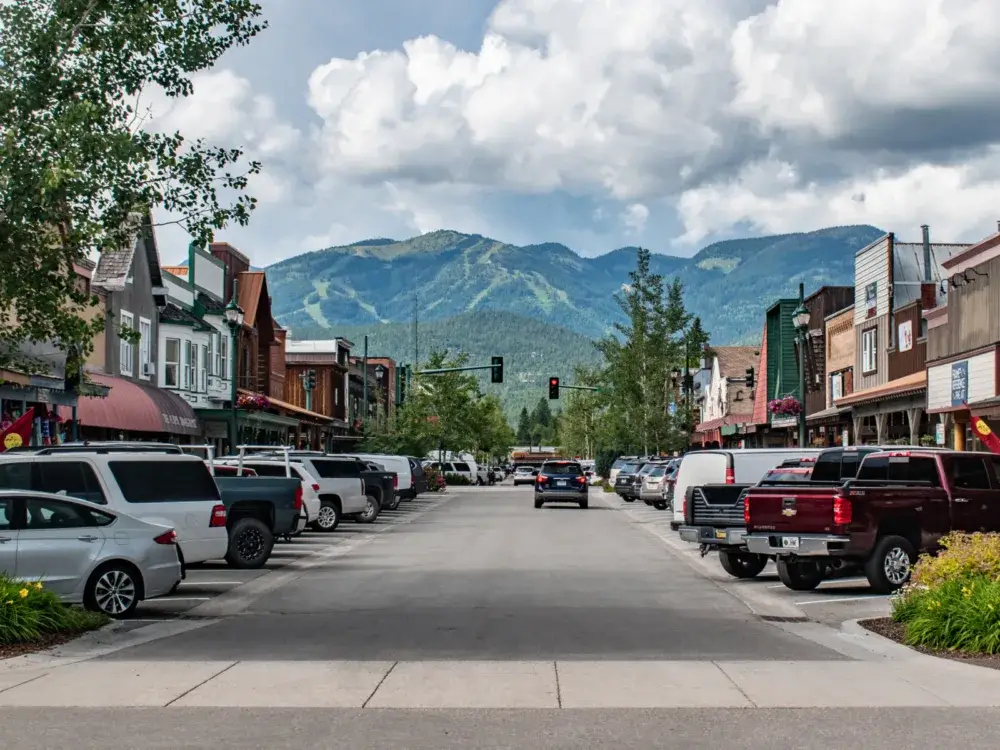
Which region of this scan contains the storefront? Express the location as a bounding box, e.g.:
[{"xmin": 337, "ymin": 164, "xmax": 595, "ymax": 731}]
[
  {"xmin": 835, "ymin": 371, "xmax": 929, "ymax": 445},
  {"xmin": 926, "ymin": 345, "xmax": 999, "ymax": 450}
]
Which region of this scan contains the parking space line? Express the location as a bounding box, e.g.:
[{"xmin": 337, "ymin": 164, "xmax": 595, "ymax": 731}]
[
  {"xmin": 178, "ymin": 581, "xmax": 243, "ymax": 586},
  {"xmin": 155, "ymin": 596, "xmax": 211, "ymax": 602},
  {"xmin": 796, "ymin": 596, "xmax": 889, "ymax": 605}
]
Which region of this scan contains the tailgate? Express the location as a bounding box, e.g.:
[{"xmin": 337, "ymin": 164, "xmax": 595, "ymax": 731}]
[
  {"xmin": 746, "ymin": 486, "xmax": 840, "ymax": 533},
  {"xmin": 688, "ymin": 484, "xmax": 751, "ymax": 527}
]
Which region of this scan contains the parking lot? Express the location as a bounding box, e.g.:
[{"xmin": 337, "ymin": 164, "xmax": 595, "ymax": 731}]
[
  {"xmin": 600, "ymin": 491, "xmax": 892, "ymax": 628},
  {"xmin": 129, "ymin": 495, "xmax": 447, "ymax": 622}
]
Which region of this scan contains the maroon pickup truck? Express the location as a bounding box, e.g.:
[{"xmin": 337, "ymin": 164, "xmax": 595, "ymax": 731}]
[{"xmin": 744, "ymin": 449, "xmax": 1000, "ymax": 593}]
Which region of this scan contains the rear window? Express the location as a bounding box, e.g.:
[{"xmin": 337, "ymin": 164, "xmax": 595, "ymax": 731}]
[
  {"xmin": 763, "ymin": 468, "xmax": 813, "ymax": 483},
  {"xmin": 452, "ymin": 462, "xmax": 471, "ymax": 472},
  {"xmin": 109, "ymin": 460, "xmax": 221, "ymax": 503},
  {"xmin": 542, "ymin": 462, "xmax": 583, "ymax": 475},
  {"xmin": 612, "ymin": 459, "xmax": 629, "ymax": 470},
  {"xmin": 648, "ymin": 466, "xmax": 666, "ymax": 477},
  {"xmin": 621, "ymin": 463, "xmax": 642, "ymax": 473},
  {"xmin": 857, "ymin": 455, "xmax": 941, "ymax": 486},
  {"xmin": 309, "ymin": 459, "xmax": 362, "ymax": 479}
]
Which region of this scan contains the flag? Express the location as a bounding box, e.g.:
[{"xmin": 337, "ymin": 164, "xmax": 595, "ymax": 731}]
[
  {"xmin": 0, "ymin": 407, "xmax": 35, "ymax": 452},
  {"xmin": 969, "ymin": 409, "xmax": 1000, "ymax": 455}
]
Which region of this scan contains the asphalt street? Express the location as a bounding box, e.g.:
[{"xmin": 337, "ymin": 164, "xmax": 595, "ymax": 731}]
[{"xmin": 96, "ymin": 485, "xmax": 839, "ymax": 662}]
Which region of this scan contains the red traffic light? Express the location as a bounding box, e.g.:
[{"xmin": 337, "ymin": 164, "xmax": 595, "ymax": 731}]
[{"xmin": 550, "ymin": 378, "xmax": 558, "ymax": 385}]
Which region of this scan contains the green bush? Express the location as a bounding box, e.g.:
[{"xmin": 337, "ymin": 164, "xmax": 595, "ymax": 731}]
[
  {"xmin": 0, "ymin": 575, "xmax": 109, "ymax": 646},
  {"xmin": 444, "ymin": 472, "xmax": 472, "ymax": 486},
  {"xmin": 910, "ymin": 532, "xmax": 1000, "ymax": 589},
  {"xmin": 892, "ymin": 575, "xmax": 1000, "ymax": 654}
]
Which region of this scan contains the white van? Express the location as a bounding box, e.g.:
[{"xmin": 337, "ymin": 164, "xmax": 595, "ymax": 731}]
[
  {"xmin": 0, "ymin": 452, "xmax": 230, "ymax": 565},
  {"xmin": 670, "ymin": 449, "xmax": 824, "ymax": 528}
]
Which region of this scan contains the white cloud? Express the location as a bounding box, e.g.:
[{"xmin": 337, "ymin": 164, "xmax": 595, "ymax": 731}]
[{"xmin": 621, "ymin": 203, "xmax": 649, "ymax": 233}]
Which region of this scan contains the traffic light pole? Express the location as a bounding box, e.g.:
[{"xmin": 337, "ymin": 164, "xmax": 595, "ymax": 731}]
[
  {"xmin": 416, "ymin": 365, "xmax": 494, "ymax": 375},
  {"xmin": 559, "ymin": 384, "xmax": 601, "ymax": 393}
]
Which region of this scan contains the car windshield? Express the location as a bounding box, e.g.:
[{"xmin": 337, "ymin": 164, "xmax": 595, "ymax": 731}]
[
  {"xmin": 542, "ymin": 462, "xmax": 582, "ymax": 475},
  {"xmin": 611, "ymin": 459, "xmax": 629, "ymax": 470}
]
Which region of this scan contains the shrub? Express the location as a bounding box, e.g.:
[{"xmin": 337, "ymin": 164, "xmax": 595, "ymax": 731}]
[
  {"xmin": 910, "ymin": 532, "xmax": 1000, "ymax": 589},
  {"xmin": 444, "ymin": 473, "xmax": 472, "ymax": 486},
  {"xmin": 0, "ymin": 576, "xmax": 109, "ymax": 646},
  {"xmin": 892, "ymin": 575, "xmax": 1000, "ymax": 654}
]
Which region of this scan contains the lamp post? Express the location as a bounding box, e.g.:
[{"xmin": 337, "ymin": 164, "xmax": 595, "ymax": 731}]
[
  {"xmin": 791, "ymin": 283, "xmax": 811, "ymax": 449},
  {"xmin": 224, "ymin": 282, "xmax": 245, "ymax": 452},
  {"xmin": 374, "ymin": 364, "xmax": 385, "ymax": 421}
]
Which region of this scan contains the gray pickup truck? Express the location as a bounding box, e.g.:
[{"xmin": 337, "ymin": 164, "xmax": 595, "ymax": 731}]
[{"xmin": 213, "ymin": 466, "xmax": 304, "ymax": 569}]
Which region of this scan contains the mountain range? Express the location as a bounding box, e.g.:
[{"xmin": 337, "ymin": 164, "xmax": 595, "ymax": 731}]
[{"xmin": 263, "ymin": 225, "xmax": 884, "ymax": 418}]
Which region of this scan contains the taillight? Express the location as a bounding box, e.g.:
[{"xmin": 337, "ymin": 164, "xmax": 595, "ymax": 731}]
[
  {"xmin": 833, "ymin": 495, "xmax": 852, "ymax": 525},
  {"xmin": 576, "ymin": 475, "xmax": 586, "ymax": 484},
  {"xmin": 312, "ymin": 483, "xmax": 320, "ymax": 492},
  {"xmin": 154, "ymin": 530, "xmax": 177, "ymax": 545},
  {"xmin": 744, "ymin": 495, "xmax": 751, "ymax": 525},
  {"xmin": 210, "ymin": 504, "xmax": 227, "ymax": 527},
  {"xmin": 682, "ymin": 495, "xmax": 687, "ymax": 518},
  {"xmin": 393, "ymin": 474, "xmax": 398, "ymax": 489},
  {"xmin": 725, "ymin": 466, "xmax": 735, "ymax": 484},
  {"xmin": 537, "ymin": 474, "xmax": 548, "ymax": 483},
  {"xmin": 294, "ymin": 486, "xmax": 303, "ymax": 511}
]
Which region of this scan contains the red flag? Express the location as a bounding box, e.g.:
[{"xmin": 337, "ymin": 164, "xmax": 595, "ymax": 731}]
[
  {"xmin": 970, "ymin": 409, "xmax": 1000, "ymax": 455},
  {"xmin": 0, "ymin": 407, "xmax": 35, "ymax": 452}
]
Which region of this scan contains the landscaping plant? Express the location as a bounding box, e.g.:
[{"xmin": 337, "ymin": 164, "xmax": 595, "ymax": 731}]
[{"xmin": 0, "ymin": 575, "xmax": 108, "ymax": 646}]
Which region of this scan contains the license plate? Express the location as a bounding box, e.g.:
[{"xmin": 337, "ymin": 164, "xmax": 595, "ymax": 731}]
[
  {"xmin": 557, "ymin": 480, "xmax": 567, "ymax": 487},
  {"xmin": 715, "ymin": 530, "xmax": 727, "ymax": 540},
  {"xmin": 781, "ymin": 536, "xmax": 800, "ymax": 549}
]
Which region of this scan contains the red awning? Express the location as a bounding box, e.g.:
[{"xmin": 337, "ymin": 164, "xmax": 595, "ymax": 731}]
[{"xmin": 59, "ymin": 373, "xmax": 200, "ymax": 436}]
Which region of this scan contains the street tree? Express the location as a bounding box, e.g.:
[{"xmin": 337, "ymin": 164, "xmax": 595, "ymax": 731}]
[{"xmin": 0, "ymin": 0, "xmax": 267, "ymax": 371}]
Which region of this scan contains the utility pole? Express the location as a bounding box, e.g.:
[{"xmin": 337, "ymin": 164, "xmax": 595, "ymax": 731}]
[
  {"xmin": 362, "ymin": 334, "xmax": 369, "ymax": 423},
  {"xmin": 412, "ymin": 291, "xmax": 419, "ymax": 368}
]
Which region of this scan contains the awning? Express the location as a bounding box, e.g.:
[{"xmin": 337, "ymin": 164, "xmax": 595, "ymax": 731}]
[
  {"xmin": 58, "ymin": 373, "xmax": 200, "ymax": 435},
  {"xmin": 834, "ymin": 371, "xmax": 927, "ymax": 408},
  {"xmin": 806, "ymin": 405, "xmax": 851, "ymax": 423},
  {"xmin": 238, "ymin": 389, "xmax": 333, "ymax": 423}
]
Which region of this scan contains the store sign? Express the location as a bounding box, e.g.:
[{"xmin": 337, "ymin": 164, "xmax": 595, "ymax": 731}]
[
  {"xmin": 829, "ymin": 373, "xmax": 843, "ymax": 401},
  {"xmin": 935, "ymin": 422, "xmax": 945, "ymax": 446},
  {"xmin": 865, "ymin": 282, "xmax": 878, "ymax": 319},
  {"xmin": 898, "ymin": 320, "xmax": 913, "ymax": 352},
  {"xmin": 951, "ymin": 361, "xmax": 969, "ymax": 407}
]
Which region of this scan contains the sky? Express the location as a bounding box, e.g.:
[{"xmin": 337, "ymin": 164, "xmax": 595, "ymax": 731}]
[{"xmin": 151, "ymin": 0, "xmax": 1000, "ymax": 266}]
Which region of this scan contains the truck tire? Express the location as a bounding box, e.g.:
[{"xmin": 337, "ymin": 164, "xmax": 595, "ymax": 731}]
[
  {"xmin": 579, "ymin": 498, "xmax": 588, "ymax": 509},
  {"xmin": 719, "ymin": 550, "xmax": 768, "ymax": 579},
  {"xmin": 623, "ymin": 496, "xmax": 635, "ymax": 503},
  {"xmin": 865, "ymin": 535, "xmax": 916, "ymax": 593},
  {"xmin": 388, "ymin": 493, "xmax": 402, "ymax": 511},
  {"xmin": 653, "ymin": 500, "xmax": 668, "ymax": 510},
  {"xmin": 355, "ymin": 494, "xmax": 381, "ymax": 523},
  {"xmin": 312, "ymin": 499, "xmax": 341, "ymax": 532},
  {"xmin": 225, "ymin": 517, "xmax": 274, "ymax": 569},
  {"xmin": 776, "ymin": 558, "xmax": 823, "ymax": 591}
]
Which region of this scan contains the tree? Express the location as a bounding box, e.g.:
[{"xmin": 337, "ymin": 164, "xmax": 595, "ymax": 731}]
[
  {"xmin": 557, "ymin": 366, "xmax": 602, "ymax": 458},
  {"xmin": 0, "ymin": 1, "xmax": 267, "ymax": 370},
  {"xmin": 516, "ymin": 407, "xmax": 531, "ymax": 443}
]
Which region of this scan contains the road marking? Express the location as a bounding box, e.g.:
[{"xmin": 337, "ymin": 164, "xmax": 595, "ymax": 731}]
[
  {"xmin": 178, "ymin": 581, "xmax": 242, "ymax": 586},
  {"xmin": 797, "ymin": 596, "xmax": 889, "ymax": 605},
  {"xmin": 155, "ymin": 596, "xmax": 211, "ymax": 602}
]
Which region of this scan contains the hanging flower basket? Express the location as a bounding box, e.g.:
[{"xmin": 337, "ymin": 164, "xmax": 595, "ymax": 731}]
[
  {"xmin": 767, "ymin": 396, "xmax": 802, "ymax": 416},
  {"xmin": 237, "ymin": 392, "xmax": 270, "ymax": 411}
]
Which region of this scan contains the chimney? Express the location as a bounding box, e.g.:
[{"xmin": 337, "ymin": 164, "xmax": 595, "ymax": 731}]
[{"xmin": 921, "ymin": 224, "xmax": 931, "ymax": 282}]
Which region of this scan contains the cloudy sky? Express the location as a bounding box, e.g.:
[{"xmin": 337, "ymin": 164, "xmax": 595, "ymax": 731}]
[{"xmin": 152, "ymin": 0, "xmax": 1000, "ymax": 266}]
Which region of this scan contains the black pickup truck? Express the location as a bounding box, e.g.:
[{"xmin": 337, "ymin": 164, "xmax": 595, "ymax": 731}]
[
  {"xmin": 677, "ymin": 446, "xmax": 886, "ymax": 579},
  {"xmin": 212, "ymin": 466, "xmax": 304, "ymax": 569},
  {"xmin": 356, "ymin": 460, "xmax": 396, "ymax": 519}
]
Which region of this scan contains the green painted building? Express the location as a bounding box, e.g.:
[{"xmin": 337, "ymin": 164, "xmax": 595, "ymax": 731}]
[{"xmin": 765, "ymin": 298, "xmax": 802, "ymax": 428}]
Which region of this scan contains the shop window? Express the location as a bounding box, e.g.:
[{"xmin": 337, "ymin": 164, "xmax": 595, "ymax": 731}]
[
  {"xmin": 138, "ymin": 317, "xmax": 151, "ymax": 378},
  {"xmin": 187, "ymin": 341, "xmax": 198, "ymax": 390},
  {"xmin": 220, "ymin": 334, "xmax": 229, "ymax": 380}
]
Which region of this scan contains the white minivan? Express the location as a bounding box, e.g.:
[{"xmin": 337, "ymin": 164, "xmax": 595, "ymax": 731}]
[
  {"xmin": 0, "ymin": 452, "xmax": 230, "ymax": 566},
  {"xmin": 670, "ymin": 449, "xmax": 824, "ymax": 528}
]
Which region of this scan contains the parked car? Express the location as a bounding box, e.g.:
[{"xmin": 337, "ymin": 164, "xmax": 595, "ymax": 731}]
[
  {"xmin": 609, "ymin": 456, "xmax": 638, "ymax": 485},
  {"xmin": 406, "ymin": 457, "xmax": 429, "ymax": 497},
  {"xmin": 534, "ymin": 460, "xmax": 588, "ymax": 509},
  {"xmin": 639, "ymin": 463, "xmax": 673, "ymax": 505},
  {"xmin": 743, "ymin": 448, "xmax": 993, "ymax": 593},
  {"xmin": 0, "ymin": 489, "xmax": 182, "ymax": 618},
  {"xmin": 354, "ymin": 459, "xmax": 395, "ymax": 520},
  {"xmin": 243, "ymin": 452, "xmax": 367, "ymax": 532},
  {"xmin": 346, "ymin": 453, "xmax": 414, "ymax": 506},
  {"xmin": 0, "ymin": 447, "xmax": 230, "ymax": 569},
  {"xmin": 613, "ymin": 460, "xmax": 645, "ymax": 501},
  {"xmin": 214, "ymin": 457, "xmax": 317, "ymax": 531},
  {"xmin": 670, "ymin": 448, "xmax": 824, "ymax": 531},
  {"xmin": 512, "ymin": 466, "xmax": 538, "ymax": 485}
]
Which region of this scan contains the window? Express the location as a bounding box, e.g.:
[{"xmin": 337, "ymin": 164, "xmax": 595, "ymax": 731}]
[
  {"xmin": 857, "ymin": 455, "xmax": 941, "ymax": 486},
  {"xmin": 36, "ymin": 461, "xmax": 107, "ymax": 505},
  {"xmin": 542, "ymin": 462, "xmax": 583, "ymax": 475},
  {"xmin": 0, "ymin": 462, "xmax": 32, "ymax": 490},
  {"xmin": 165, "ymin": 338, "xmax": 180, "ymax": 387},
  {"xmin": 109, "ymin": 460, "xmax": 221, "ymax": 503},
  {"xmin": 119, "ymin": 310, "xmax": 134, "ymax": 376},
  {"xmin": 920, "ymin": 318, "xmax": 928, "ymax": 339},
  {"xmin": 219, "ymin": 334, "xmax": 229, "ymax": 379},
  {"xmin": 24, "ymin": 497, "xmax": 114, "ymax": 530},
  {"xmin": 188, "ymin": 341, "xmax": 198, "ymax": 391},
  {"xmin": 0, "ymin": 497, "xmax": 13, "ymax": 530},
  {"xmin": 861, "ymin": 328, "xmax": 877, "ymax": 374},
  {"xmin": 138, "ymin": 317, "xmax": 152, "ymax": 377},
  {"xmin": 888, "ymin": 311, "xmax": 895, "ymax": 348},
  {"xmin": 950, "ymin": 457, "xmax": 992, "ymax": 490},
  {"xmin": 308, "ymin": 459, "xmax": 361, "ymax": 478},
  {"xmin": 208, "ymin": 335, "xmax": 216, "ymax": 377},
  {"xmin": 200, "ymin": 344, "xmax": 208, "ymax": 391},
  {"xmin": 829, "ymin": 373, "xmax": 843, "ymax": 401},
  {"xmin": 992, "ymin": 457, "xmax": 1000, "ymax": 487},
  {"xmin": 240, "ymin": 463, "xmax": 292, "ymax": 478}
]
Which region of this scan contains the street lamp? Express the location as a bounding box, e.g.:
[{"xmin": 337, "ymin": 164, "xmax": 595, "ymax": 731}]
[
  {"xmin": 792, "ymin": 283, "xmax": 810, "ymax": 448},
  {"xmin": 224, "ymin": 284, "xmax": 245, "ymax": 452}
]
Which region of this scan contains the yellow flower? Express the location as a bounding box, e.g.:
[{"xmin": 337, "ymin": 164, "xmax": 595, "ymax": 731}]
[
  {"xmin": 18, "ymin": 588, "xmax": 29, "ymax": 598},
  {"xmin": 33, "ymin": 582, "xmax": 42, "ymax": 590}
]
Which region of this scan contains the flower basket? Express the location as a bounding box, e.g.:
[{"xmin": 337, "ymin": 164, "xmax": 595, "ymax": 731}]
[
  {"xmin": 767, "ymin": 396, "xmax": 802, "ymax": 416},
  {"xmin": 237, "ymin": 392, "xmax": 270, "ymax": 411}
]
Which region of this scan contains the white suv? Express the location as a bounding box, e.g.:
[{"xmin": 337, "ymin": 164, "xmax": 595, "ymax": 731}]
[{"xmin": 0, "ymin": 450, "xmax": 229, "ymax": 566}]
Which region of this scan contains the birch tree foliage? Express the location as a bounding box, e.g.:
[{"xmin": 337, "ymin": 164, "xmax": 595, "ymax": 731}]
[{"xmin": 0, "ymin": 0, "xmax": 266, "ymax": 369}]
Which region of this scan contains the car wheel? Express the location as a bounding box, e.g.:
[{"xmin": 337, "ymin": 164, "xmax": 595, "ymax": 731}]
[
  {"xmin": 312, "ymin": 500, "xmax": 341, "ymax": 532},
  {"xmin": 225, "ymin": 517, "xmax": 274, "ymax": 569},
  {"xmin": 776, "ymin": 558, "xmax": 824, "ymax": 591},
  {"xmin": 652, "ymin": 500, "xmax": 668, "ymax": 511},
  {"xmin": 534, "ymin": 497, "xmax": 544, "ymax": 509},
  {"xmin": 623, "ymin": 496, "xmax": 635, "ymax": 503},
  {"xmin": 865, "ymin": 535, "xmax": 916, "ymax": 593},
  {"xmin": 355, "ymin": 494, "xmax": 381, "ymax": 523},
  {"xmin": 388, "ymin": 493, "xmax": 402, "ymax": 511},
  {"xmin": 579, "ymin": 499, "xmax": 588, "ymax": 509},
  {"xmin": 718, "ymin": 550, "xmax": 768, "ymax": 579},
  {"xmin": 85, "ymin": 562, "xmax": 141, "ymax": 618}
]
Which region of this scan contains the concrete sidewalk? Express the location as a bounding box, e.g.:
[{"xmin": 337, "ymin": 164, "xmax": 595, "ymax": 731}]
[{"xmin": 2, "ymin": 658, "xmax": 1000, "ymax": 707}]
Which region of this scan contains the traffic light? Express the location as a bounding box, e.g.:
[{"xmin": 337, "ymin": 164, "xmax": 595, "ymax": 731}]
[
  {"xmin": 548, "ymin": 377, "xmax": 560, "ymax": 399},
  {"xmin": 306, "ymin": 369, "xmax": 317, "ymax": 390},
  {"xmin": 745, "ymin": 367, "xmax": 755, "ymax": 390},
  {"xmin": 491, "ymin": 356, "xmax": 504, "ymax": 384}
]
